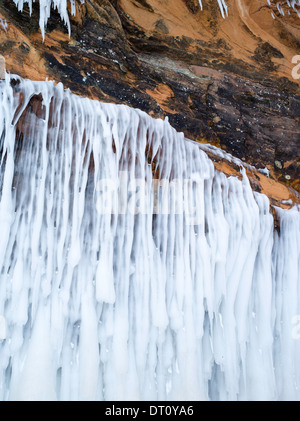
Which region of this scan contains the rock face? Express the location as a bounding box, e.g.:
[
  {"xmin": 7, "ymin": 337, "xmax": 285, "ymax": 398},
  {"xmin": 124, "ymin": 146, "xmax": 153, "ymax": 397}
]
[{"xmin": 0, "ymin": 0, "xmax": 299, "ymax": 199}]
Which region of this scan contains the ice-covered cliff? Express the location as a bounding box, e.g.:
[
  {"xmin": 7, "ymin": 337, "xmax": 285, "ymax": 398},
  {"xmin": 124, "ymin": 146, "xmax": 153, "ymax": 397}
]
[{"xmin": 0, "ymin": 75, "xmax": 299, "ymax": 400}]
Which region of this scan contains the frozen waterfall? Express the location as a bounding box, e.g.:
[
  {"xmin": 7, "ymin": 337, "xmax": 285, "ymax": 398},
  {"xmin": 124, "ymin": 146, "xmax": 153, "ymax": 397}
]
[{"xmin": 0, "ymin": 74, "xmax": 300, "ymax": 401}]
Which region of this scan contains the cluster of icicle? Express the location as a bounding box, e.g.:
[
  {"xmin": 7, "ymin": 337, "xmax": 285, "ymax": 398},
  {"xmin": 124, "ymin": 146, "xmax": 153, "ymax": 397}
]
[
  {"xmin": 267, "ymin": 0, "xmax": 300, "ymax": 18},
  {"xmin": 0, "ymin": 74, "xmax": 300, "ymax": 401},
  {"xmin": 197, "ymin": 0, "xmax": 228, "ymax": 18},
  {"xmin": 10, "ymin": 0, "xmax": 299, "ymax": 41},
  {"xmin": 199, "ymin": 0, "xmax": 300, "ymax": 19},
  {"xmin": 11, "ymin": 0, "xmax": 80, "ymax": 39}
]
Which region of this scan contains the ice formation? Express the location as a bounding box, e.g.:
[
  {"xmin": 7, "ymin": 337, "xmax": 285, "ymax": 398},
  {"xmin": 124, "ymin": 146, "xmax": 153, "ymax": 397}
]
[
  {"xmin": 11, "ymin": 0, "xmax": 78, "ymax": 39},
  {"xmin": 0, "ymin": 74, "xmax": 300, "ymax": 401},
  {"xmin": 0, "ymin": 19, "xmax": 7, "ymax": 32}
]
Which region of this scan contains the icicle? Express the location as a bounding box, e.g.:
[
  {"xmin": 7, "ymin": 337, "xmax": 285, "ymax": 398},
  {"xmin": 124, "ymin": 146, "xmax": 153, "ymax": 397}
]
[
  {"xmin": 216, "ymin": 0, "xmax": 225, "ymax": 18},
  {"xmin": 0, "ymin": 75, "xmax": 300, "ymax": 401},
  {"xmin": 0, "ymin": 19, "xmax": 7, "ymax": 32},
  {"xmin": 11, "ymin": 0, "xmax": 72, "ymax": 40}
]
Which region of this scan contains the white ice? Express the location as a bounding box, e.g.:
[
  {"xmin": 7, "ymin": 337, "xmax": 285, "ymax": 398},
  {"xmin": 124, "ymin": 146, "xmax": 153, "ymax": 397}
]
[{"xmin": 0, "ymin": 74, "xmax": 299, "ymax": 401}]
